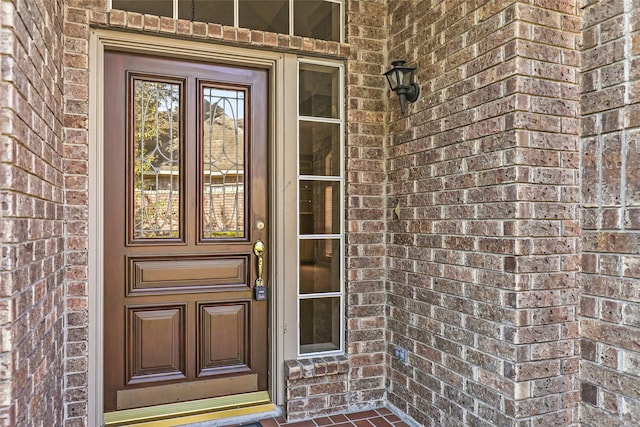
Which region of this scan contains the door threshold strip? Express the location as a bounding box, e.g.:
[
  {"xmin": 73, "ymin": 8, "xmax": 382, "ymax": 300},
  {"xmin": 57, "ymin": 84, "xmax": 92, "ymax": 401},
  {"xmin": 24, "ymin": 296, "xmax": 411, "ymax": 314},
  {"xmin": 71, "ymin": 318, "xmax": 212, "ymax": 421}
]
[{"xmin": 104, "ymin": 391, "xmax": 273, "ymax": 426}]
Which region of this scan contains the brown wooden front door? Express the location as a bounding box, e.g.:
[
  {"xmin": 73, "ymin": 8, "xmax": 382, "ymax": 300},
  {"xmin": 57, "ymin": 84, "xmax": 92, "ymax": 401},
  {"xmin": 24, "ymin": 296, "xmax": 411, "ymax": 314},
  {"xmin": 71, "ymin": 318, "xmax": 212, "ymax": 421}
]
[{"xmin": 103, "ymin": 51, "xmax": 269, "ymax": 412}]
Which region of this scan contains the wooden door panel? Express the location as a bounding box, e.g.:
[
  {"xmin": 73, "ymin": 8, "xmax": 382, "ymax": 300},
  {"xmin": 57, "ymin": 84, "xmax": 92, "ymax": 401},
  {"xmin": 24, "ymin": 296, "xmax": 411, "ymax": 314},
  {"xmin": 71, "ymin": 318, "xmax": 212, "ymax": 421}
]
[
  {"xmin": 198, "ymin": 302, "xmax": 250, "ymax": 376},
  {"xmin": 104, "ymin": 51, "xmax": 269, "ymax": 413},
  {"xmin": 128, "ymin": 256, "xmax": 249, "ymax": 295},
  {"xmin": 127, "ymin": 306, "xmax": 186, "ymax": 384}
]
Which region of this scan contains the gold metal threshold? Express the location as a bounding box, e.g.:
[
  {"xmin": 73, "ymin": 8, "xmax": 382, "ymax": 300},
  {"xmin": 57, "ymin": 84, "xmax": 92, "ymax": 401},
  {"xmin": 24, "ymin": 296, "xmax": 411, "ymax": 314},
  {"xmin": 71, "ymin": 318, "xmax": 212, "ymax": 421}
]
[{"xmin": 104, "ymin": 391, "xmax": 274, "ymax": 426}]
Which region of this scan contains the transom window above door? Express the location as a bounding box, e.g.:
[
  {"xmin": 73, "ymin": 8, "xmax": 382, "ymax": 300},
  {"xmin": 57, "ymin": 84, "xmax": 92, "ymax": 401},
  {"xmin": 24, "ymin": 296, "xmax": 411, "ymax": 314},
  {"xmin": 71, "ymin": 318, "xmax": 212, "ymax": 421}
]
[{"xmin": 110, "ymin": 0, "xmax": 343, "ymax": 42}]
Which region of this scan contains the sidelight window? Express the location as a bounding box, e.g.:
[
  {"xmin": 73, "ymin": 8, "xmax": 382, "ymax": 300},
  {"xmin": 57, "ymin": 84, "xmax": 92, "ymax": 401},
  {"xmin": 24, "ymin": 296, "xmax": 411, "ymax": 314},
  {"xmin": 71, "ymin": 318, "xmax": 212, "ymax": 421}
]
[
  {"xmin": 297, "ymin": 60, "xmax": 343, "ymax": 356},
  {"xmin": 110, "ymin": 0, "xmax": 343, "ymax": 42}
]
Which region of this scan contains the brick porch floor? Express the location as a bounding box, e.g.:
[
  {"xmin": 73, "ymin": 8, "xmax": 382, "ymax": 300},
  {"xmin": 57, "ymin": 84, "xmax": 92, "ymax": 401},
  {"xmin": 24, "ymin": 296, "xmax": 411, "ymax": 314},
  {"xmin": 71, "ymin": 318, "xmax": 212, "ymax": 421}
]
[{"xmin": 223, "ymin": 408, "xmax": 410, "ymax": 427}]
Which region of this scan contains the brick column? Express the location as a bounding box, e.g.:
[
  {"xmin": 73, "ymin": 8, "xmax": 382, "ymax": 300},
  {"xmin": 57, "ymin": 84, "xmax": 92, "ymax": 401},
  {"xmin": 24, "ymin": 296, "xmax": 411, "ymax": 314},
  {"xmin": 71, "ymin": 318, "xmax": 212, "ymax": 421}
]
[
  {"xmin": 344, "ymin": 0, "xmax": 388, "ymax": 416},
  {"xmin": 0, "ymin": 0, "xmax": 66, "ymax": 425},
  {"xmin": 580, "ymin": 0, "xmax": 640, "ymax": 424},
  {"xmin": 385, "ymin": 1, "xmax": 580, "ymax": 425}
]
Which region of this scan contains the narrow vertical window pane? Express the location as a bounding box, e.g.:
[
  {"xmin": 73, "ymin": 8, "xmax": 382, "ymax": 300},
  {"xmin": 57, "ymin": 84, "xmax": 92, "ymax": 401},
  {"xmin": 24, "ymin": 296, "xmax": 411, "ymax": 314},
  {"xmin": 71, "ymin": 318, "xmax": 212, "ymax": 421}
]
[
  {"xmin": 297, "ymin": 61, "xmax": 343, "ymax": 356},
  {"xmin": 299, "ymin": 121, "xmax": 340, "ymax": 176},
  {"xmin": 299, "ymin": 239, "xmax": 340, "ymax": 293},
  {"xmin": 178, "ymin": 0, "xmax": 234, "ymax": 25},
  {"xmin": 239, "ymin": 0, "xmax": 289, "ymax": 34},
  {"xmin": 202, "ymin": 87, "xmax": 246, "ymax": 239},
  {"xmin": 112, "ymin": 0, "xmax": 173, "ymax": 17},
  {"xmin": 299, "ymin": 64, "xmax": 340, "ymax": 118},
  {"xmin": 299, "ymin": 297, "xmax": 341, "ymax": 354},
  {"xmin": 294, "ymin": 0, "xmax": 340, "ymax": 41},
  {"xmin": 299, "ymin": 180, "xmax": 340, "ymax": 234},
  {"xmin": 132, "ymin": 80, "xmax": 181, "ymax": 239}
]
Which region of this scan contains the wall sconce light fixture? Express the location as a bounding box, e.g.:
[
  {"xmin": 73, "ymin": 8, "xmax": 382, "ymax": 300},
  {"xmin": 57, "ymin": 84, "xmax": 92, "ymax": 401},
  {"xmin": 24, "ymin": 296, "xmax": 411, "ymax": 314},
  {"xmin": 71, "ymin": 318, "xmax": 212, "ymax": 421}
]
[{"xmin": 384, "ymin": 60, "xmax": 420, "ymax": 116}]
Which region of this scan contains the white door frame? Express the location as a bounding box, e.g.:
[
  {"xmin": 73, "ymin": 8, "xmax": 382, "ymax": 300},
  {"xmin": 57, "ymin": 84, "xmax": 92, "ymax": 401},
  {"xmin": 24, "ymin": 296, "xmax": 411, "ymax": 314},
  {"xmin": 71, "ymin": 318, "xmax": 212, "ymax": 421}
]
[{"xmin": 87, "ymin": 29, "xmax": 298, "ymax": 425}]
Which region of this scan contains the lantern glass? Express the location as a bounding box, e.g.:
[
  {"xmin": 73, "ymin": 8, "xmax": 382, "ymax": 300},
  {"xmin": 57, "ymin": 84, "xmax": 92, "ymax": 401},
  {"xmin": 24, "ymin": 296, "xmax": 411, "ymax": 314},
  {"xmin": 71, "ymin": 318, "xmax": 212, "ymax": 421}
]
[
  {"xmin": 384, "ymin": 70, "xmax": 398, "ymax": 90},
  {"xmin": 400, "ymin": 68, "xmax": 411, "ymax": 86}
]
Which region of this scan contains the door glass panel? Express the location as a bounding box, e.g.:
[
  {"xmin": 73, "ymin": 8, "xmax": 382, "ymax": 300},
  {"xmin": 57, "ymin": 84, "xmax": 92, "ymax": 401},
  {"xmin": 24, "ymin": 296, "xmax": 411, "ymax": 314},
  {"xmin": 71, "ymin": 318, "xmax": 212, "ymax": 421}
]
[
  {"xmin": 239, "ymin": 0, "xmax": 289, "ymax": 34},
  {"xmin": 132, "ymin": 79, "xmax": 182, "ymax": 240},
  {"xmin": 294, "ymin": 0, "xmax": 340, "ymax": 42},
  {"xmin": 299, "ymin": 239, "xmax": 340, "ymax": 293},
  {"xmin": 299, "ymin": 121, "xmax": 340, "ymax": 176},
  {"xmin": 112, "ymin": 0, "xmax": 173, "ymax": 17},
  {"xmin": 178, "ymin": 0, "xmax": 234, "ymax": 25},
  {"xmin": 299, "ymin": 180, "xmax": 340, "ymax": 234},
  {"xmin": 299, "ymin": 64, "xmax": 340, "ymax": 118},
  {"xmin": 201, "ymin": 86, "xmax": 246, "ymax": 239},
  {"xmin": 299, "ymin": 297, "xmax": 340, "ymax": 354}
]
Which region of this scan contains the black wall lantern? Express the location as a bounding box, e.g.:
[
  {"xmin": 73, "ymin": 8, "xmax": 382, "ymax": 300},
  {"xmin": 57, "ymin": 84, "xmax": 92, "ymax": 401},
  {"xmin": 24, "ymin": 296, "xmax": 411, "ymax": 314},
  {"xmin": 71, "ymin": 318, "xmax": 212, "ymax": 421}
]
[{"xmin": 384, "ymin": 60, "xmax": 420, "ymax": 116}]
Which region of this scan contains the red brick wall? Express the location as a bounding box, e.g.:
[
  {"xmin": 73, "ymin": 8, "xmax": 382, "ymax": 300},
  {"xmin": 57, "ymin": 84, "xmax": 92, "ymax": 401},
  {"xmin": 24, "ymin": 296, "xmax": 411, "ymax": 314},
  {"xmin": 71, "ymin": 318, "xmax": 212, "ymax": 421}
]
[
  {"xmin": 386, "ymin": 1, "xmax": 581, "ymax": 425},
  {"xmin": 0, "ymin": 0, "xmax": 66, "ymax": 425},
  {"xmin": 580, "ymin": 0, "xmax": 640, "ymax": 424}
]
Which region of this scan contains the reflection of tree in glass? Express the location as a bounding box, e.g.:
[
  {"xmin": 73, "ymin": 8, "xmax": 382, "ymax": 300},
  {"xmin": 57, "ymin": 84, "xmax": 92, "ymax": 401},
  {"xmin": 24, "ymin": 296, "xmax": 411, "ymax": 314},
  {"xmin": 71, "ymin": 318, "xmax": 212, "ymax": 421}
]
[
  {"xmin": 133, "ymin": 80, "xmax": 181, "ymax": 238},
  {"xmin": 134, "ymin": 81, "xmax": 180, "ymax": 177},
  {"xmin": 202, "ymin": 88, "xmax": 245, "ymax": 238}
]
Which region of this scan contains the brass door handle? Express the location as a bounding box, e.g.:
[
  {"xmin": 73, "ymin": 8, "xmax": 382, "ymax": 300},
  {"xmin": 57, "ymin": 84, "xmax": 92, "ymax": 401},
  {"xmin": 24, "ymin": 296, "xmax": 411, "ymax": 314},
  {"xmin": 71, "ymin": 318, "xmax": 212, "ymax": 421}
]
[{"xmin": 253, "ymin": 240, "xmax": 265, "ymax": 287}]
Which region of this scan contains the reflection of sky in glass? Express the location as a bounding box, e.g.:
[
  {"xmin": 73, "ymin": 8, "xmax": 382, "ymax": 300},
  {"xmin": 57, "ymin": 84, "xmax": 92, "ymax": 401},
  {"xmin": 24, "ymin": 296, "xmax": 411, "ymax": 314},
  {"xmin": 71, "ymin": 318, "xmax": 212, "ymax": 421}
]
[{"xmin": 206, "ymin": 89, "xmax": 245, "ymax": 120}]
